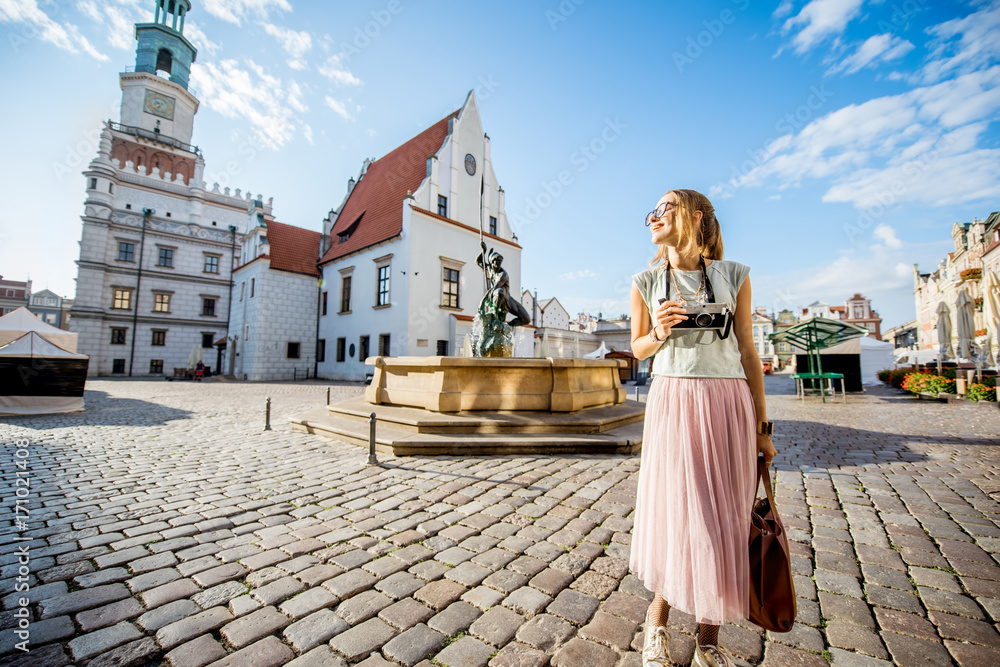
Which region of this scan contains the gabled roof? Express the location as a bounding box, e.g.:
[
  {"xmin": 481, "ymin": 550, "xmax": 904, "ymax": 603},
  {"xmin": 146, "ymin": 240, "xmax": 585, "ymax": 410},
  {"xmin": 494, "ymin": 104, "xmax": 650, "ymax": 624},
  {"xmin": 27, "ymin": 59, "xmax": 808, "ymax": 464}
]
[
  {"xmin": 265, "ymin": 220, "xmax": 321, "ymax": 277},
  {"xmin": 320, "ymin": 111, "xmax": 459, "ymax": 265}
]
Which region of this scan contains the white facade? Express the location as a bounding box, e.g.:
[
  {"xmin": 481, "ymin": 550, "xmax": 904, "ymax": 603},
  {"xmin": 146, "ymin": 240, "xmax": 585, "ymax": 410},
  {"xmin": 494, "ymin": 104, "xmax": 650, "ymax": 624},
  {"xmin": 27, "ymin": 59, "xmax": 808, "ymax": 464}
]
[
  {"xmin": 751, "ymin": 309, "xmax": 776, "ymax": 362},
  {"xmin": 228, "ymin": 267, "xmax": 319, "ymax": 381},
  {"xmin": 69, "ymin": 5, "xmax": 269, "ymax": 377},
  {"xmin": 317, "ymin": 92, "xmax": 528, "ymax": 381}
]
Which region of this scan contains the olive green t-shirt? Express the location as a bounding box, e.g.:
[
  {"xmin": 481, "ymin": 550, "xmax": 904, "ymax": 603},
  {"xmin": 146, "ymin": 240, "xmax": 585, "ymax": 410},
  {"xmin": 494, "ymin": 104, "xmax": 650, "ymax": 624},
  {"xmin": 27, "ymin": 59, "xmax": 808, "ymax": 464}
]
[{"xmin": 632, "ymin": 260, "xmax": 751, "ymax": 379}]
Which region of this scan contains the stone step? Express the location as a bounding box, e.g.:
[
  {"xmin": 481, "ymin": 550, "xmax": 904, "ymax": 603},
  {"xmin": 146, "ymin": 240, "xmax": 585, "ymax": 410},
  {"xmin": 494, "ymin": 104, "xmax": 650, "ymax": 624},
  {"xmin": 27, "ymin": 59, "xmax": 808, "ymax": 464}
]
[
  {"xmin": 290, "ymin": 406, "xmax": 644, "ymax": 456},
  {"xmin": 322, "ymin": 396, "xmax": 644, "ymax": 435}
]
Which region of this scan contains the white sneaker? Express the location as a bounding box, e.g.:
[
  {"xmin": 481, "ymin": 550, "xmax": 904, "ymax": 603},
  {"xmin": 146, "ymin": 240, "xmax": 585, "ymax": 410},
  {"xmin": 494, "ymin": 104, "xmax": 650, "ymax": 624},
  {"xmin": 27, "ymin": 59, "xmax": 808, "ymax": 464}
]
[
  {"xmin": 692, "ymin": 644, "xmax": 735, "ymax": 667},
  {"xmin": 642, "ymin": 610, "xmax": 670, "ymax": 666}
]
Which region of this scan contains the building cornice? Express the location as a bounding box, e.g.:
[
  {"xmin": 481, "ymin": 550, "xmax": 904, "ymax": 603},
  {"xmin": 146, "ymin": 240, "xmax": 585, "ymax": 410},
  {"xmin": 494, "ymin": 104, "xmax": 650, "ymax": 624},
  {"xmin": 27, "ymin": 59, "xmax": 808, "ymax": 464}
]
[
  {"xmin": 318, "ymin": 235, "xmax": 402, "ymax": 267},
  {"xmin": 411, "ymin": 207, "xmax": 522, "ymax": 249}
]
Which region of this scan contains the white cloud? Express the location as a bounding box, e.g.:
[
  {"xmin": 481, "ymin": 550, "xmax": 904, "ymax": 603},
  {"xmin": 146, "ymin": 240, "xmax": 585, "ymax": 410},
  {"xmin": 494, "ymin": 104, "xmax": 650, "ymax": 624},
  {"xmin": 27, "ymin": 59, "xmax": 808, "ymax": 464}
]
[
  {"xmin": 76, "ymin": 0, "xmax": 145, "ymax": 51},
  {"xmin": 303, "ymin": 124, "xmax": 313, "ymax": 145},
  {"xmin": 920, "ymin": 0, "xmax": 1000, "ymax": 84},
  {"xmin": 318, "ymin": 53, "xmax": 361, "ymax": 86},
  {"xmin": 873, "ymin": 224, "xmax": 902, "ymax": 248},
  {"xmin": 261, "ymin": 22, "xmax": 312, "ymax": 69},
  {"xmin": 714, "ymin": 66, "xmax": 1000, "ymax": 208},
  {"xmin": 750, "ymin": 245, "xmax": 920, "ymax": 320},
  {"xmin": 773, "ymin": 0, "xmax": 796, "ymax": 20},
  {"xmin": 190, "ymin": 59, "xmax": 306, "ymax": 149},
  {"xmin": 781, "ymin": 0, "xmax": 866, "ymax": 54},
  {"xmin": 286, "ymin": 80, "xmax": 307, "ymax": 113},
  {"xmin": 0, "ymin": 0, "xmax": 108, "ymax": 60},
  {"xmin": 324, "ymin": 96, "xmax": 353, "ymax": 121},
  {"xmin": 559, "ymin": 269, "xmax": 599, "ymax": 281},
  {"xmin": 828, "ymin": 33, "xmax": 914, "ymax": 75},
  {"xmin": 184, "ymin": 21, "xmax": 221, "ymax": 56},
  {"xmin": 202, "ymin": 0, "xmax": 290, "ymax": 26}
]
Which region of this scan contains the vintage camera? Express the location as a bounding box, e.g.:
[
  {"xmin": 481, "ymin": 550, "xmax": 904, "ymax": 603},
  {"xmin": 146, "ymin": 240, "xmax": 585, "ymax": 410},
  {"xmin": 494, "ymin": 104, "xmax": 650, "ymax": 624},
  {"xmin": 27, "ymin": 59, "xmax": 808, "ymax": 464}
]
[{"xmin": 660, "ymin": 299, "xmax": 732, "ymax": 334}]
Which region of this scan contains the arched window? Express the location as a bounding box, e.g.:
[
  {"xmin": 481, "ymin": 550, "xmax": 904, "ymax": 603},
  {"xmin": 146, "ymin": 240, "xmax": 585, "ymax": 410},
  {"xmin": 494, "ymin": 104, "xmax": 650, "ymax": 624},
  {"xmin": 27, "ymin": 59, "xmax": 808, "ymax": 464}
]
[{"xmin": 156, "ymin": 48, "xmax": 173, "ymax": 75}]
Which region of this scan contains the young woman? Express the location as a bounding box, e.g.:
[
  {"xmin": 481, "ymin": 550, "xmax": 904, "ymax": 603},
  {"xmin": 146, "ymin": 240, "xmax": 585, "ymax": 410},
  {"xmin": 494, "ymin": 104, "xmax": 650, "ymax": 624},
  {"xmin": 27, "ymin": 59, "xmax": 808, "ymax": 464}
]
[{"xmin": 629, "ymin": 189, "xmax": 777, "ymax": 667}]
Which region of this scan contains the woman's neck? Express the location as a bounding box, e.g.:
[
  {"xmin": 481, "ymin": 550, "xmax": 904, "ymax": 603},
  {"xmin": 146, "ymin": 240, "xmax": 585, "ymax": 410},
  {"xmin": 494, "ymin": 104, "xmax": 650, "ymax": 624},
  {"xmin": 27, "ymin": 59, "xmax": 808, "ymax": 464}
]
[{"xmin": 666, "ymin": 246, "xmax": 702, "ymax": 271}]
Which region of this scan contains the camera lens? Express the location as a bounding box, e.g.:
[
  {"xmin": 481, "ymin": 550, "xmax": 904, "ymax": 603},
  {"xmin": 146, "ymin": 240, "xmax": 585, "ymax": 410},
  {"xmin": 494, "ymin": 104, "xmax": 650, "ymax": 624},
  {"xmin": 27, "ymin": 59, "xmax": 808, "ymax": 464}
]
[{"xmin": 695, "ymin": 312, "xmax": 714, "ymax": 328}]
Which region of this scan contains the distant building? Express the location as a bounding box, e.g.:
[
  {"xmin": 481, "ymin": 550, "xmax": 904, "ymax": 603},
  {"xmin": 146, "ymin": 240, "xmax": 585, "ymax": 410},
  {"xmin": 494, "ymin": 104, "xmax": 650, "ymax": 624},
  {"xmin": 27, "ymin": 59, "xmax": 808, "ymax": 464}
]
[
  {"xmin": 0, "ymin": 276, "xmax": 31, "ymax": 316},
  {"xmin": 751, "ymin": 307, "xmax": 777, "ymax": 368},
  {"xmin": 226, "ymin": 213, "xmax": 321, "ymax": 381},
  {"xmin": 69, "ymin": 0, "xmax": 258, "ymax": 377},
  {"xmin": 570, "ymin": 312, "xmax": 598, "ymax": 333},
  {"xmin": 914, "ymin": 214, "xmax": 994, "ymax": 354},
  {"xmin": 882, "ymin": 320, "xmax": 917, "ymax": 351},
  {"xmin": 773, "ymin": 308, "xmax": 798, "ymax": 370},
  {"xmin": 800, "ymin": 301, "xmax": 835, "ymax": 320},
  {"xmin": 842, "ymin": 293, "xmax": 882, "ymax": 338},
  {"xmin": 28, "ymin": 289, "xmax": 70, "ymax": 329}
]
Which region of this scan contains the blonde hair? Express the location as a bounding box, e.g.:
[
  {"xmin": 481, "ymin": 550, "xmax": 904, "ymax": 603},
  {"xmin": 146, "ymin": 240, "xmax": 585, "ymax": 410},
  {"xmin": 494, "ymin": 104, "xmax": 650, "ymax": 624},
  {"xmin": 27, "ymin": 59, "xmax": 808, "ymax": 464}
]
[{"xmin": 650, "ymin": 188, "xmax": 724, "ymax": 267}]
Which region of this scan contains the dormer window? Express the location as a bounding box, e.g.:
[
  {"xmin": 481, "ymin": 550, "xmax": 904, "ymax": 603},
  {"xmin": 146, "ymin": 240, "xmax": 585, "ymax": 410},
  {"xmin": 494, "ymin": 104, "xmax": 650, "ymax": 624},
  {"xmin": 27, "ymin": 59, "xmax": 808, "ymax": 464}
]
[{"xmin": 338, "ymin": 213, "xmax": 363, "ymax": 244}]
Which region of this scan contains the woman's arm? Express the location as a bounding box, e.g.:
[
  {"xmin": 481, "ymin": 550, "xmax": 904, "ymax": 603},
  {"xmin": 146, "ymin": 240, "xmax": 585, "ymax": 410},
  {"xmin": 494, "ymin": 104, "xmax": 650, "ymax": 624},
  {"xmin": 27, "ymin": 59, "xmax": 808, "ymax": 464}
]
[
  {"xmin": 734, "ymin": 277, "xmax": 777, "ymax": 462},
  {"xmin": 630, "ymin": 283, "xmax": 687, "ymax": 360}
]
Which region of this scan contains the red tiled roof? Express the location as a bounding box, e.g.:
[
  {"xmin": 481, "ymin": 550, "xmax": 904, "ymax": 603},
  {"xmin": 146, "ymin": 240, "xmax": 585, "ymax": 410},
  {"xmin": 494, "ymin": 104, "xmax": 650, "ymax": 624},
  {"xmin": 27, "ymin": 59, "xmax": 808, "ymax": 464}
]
[
  {"xmin": 265, "ymin": 220, "xmax": 321, "ymax": 277},
  {"xmin": 830, "ymin": 306, "xmax": 846, "ymax": 312},
  {"xmin": 319, "ymin": 111, "xmax": 458, "ymax": 265}
]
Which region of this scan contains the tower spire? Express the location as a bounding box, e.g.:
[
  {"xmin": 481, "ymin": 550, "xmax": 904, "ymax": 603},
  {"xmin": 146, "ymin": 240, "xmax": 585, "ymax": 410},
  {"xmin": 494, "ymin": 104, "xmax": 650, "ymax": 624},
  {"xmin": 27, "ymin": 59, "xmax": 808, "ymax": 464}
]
[{"xmin": 133, "ymin": 0, "xmax": 197, "ymax": 90}]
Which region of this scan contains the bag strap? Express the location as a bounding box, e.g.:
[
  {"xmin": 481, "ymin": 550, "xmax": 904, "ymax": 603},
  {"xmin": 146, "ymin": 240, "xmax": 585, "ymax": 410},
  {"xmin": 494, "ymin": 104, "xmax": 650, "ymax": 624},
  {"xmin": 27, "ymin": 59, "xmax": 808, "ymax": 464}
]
[{"xmin": 755, "ymin": 456, "xmax": 776, "ymax": 508}]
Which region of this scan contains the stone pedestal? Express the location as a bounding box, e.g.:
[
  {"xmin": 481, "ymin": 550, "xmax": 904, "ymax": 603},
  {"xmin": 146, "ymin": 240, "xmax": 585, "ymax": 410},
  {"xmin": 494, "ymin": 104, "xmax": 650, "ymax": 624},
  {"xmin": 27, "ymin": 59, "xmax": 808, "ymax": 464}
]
[{"xmin": 291, "ymin": 356, "xmax": 644, "ymax": 456}]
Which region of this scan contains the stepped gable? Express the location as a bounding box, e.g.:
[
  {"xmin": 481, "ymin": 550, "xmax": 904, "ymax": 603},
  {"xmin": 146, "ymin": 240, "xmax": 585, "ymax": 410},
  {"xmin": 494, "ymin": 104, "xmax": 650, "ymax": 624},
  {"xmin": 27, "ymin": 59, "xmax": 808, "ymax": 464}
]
[
  {"xmin": 266, "ymin": 220, "xmax": 322, "ymax": 277},
  {"xmin": 319, "ymin": 110, "xmax": 458, "ymax": 264}
]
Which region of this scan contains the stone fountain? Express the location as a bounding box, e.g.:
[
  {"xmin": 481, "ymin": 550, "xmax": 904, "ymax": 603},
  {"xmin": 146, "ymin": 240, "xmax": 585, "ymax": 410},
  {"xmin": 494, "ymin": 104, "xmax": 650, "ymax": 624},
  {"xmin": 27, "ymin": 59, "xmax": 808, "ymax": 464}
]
[{"xmin": 290, "ymin": 242, "xmax": 644, "ymax": 455}]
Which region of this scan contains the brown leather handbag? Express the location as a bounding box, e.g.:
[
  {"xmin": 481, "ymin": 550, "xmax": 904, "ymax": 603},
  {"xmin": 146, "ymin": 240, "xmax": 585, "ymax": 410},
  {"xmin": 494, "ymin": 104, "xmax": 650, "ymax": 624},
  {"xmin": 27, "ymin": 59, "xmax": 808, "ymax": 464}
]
[{"xmin": 748, "ymin": 457, "xmax": 797, "ymax": 632}]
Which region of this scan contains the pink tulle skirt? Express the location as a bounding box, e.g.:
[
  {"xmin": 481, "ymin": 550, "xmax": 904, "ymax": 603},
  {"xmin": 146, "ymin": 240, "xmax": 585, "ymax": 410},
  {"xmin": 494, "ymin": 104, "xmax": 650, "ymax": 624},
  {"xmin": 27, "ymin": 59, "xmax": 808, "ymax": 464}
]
[{"xmin": 630, "ymin": 375, "xmax": 757, "ymax": 625}]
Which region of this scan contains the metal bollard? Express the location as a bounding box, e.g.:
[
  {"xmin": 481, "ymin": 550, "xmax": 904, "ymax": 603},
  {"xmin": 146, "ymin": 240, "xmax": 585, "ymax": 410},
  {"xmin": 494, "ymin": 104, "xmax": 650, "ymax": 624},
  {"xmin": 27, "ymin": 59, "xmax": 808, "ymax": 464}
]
[
  {"xmin": 367, "ymin": 412, "xmax": 378, "ymax": 466},
  {"xmin": 634, "ymin": 385, "xmax": 639, "ymax": 402},
  {"xmin": 264, "ymin": 397, "xmax": 272, "ymax": 431},
  {"xmin": 326, "ymin": 387, "xmax": 330, "ymax": 405}
]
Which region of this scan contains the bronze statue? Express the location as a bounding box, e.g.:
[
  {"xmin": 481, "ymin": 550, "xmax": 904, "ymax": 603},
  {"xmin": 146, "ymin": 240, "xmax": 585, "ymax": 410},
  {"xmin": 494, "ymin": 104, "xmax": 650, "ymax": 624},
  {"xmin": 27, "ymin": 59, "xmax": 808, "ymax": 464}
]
[{"xmin": 476, "ymin": 241, "xmax": 531, "ymax": 356}]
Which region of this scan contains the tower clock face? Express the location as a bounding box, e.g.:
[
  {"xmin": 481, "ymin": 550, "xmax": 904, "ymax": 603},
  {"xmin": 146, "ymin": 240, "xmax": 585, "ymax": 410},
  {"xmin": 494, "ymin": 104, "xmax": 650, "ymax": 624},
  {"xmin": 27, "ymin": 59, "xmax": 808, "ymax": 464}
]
[
  {"xmin": 144, "ymin": 91, "xmax": 176, "ymax": 120},
  {"xmin": 465, "ymin": 154, "xmax": 476, "ymax": 176}
]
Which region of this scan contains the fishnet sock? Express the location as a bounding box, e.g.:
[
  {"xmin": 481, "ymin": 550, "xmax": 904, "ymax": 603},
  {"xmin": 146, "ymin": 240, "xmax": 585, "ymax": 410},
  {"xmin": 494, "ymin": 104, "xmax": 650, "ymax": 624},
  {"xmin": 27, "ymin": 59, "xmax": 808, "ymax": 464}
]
[
  {"xmin": 648, "ymin": 594, "xmax": 671, "ymax": 627},
  {"xmin": 697, "ymin": 623, "xmax": 720, "ymax": 647}
]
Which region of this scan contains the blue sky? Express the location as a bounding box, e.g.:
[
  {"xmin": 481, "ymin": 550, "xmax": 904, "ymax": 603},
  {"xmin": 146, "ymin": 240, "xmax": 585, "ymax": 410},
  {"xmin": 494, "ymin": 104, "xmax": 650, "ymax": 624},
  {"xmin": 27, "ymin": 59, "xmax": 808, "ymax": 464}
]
[{"xmin": 1, "ymin": 0, "xmax": 998, "ymax": 331}]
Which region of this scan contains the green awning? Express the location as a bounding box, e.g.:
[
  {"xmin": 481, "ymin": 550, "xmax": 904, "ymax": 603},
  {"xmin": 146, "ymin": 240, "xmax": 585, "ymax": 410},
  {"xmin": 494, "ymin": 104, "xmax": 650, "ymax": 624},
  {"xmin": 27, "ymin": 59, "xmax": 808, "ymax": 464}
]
[
  {"xmin": 769, "ymin": 317, "xmax": 871, "ymax": 376},
  {"xmin": 769, "ymin": 317, "xmax": 870, "ymax": 351}
]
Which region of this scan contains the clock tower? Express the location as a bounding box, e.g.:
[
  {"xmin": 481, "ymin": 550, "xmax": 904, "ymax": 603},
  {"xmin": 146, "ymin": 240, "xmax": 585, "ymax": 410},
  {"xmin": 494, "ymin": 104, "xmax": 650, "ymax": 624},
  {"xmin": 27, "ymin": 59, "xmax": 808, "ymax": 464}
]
[{"xmin": 118, "ymin": 0, "xmax": 199, "ymax": 146}]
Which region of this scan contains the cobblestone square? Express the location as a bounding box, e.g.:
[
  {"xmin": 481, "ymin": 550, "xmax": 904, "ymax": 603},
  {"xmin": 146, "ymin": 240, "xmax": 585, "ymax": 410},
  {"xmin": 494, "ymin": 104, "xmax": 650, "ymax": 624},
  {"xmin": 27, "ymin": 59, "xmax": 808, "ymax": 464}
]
[{"xmin": 1, "ymin": 376, "xmax": 999, "ymax": 666}]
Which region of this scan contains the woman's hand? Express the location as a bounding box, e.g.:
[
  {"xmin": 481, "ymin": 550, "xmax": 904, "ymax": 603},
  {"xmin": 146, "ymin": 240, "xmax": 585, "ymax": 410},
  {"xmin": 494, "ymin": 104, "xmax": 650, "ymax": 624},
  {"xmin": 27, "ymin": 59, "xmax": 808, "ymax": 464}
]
[
  {"xmin": 654, "ymin": 299, "xmax": 688, "ymax": 338},
  {"xmin": 757, "ymin": 434, "xmax": 777, "ymax": 465}
]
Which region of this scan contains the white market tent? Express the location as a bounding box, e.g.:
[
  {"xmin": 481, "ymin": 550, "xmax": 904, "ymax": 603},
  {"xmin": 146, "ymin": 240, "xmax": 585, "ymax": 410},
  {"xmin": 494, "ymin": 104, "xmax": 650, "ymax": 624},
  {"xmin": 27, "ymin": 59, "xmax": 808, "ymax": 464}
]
[
  {"xmin": 819, "ymin": 336, "xmax": 895, "ymax": 386},
  {"xmin": 0, "ymin": 307, "xmax": 78, "ymax": 352},
  {"xmin": 0, "ymin": 332, "xmax": 89, "ymax": 416}
]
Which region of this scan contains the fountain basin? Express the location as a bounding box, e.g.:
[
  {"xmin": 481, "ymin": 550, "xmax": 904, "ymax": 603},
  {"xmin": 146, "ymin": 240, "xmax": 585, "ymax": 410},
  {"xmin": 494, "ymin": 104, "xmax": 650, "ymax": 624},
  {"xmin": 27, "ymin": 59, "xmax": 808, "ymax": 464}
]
[{"xmin": 364, "ymin": 356, "xmax": 627, "ymax": 413}]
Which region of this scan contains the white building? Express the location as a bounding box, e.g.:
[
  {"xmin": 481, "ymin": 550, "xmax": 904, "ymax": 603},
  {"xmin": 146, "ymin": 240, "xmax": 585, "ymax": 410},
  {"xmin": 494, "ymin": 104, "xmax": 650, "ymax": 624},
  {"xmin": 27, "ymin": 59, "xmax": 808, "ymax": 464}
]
[
  {"xmin": 751, "ymin": 307, "xmax": 776, "ymax": 366},
  {"xmin": 316, "ymin": 91, "xmax": 527, "ymax": 381},
  {"xmin": 70, "ymin": 1, "xmax": 267, "ymax": 377},
  {"xmin": 226, "ymin": 211, "xmax": 322, "ymax": 381},
  {"xmin": 521, "ymin": 291, "xmax": 571, "ymax": 331},
  {"xmin": 800, "ymin": 301, "xmax": 836, "ymax": 321}
]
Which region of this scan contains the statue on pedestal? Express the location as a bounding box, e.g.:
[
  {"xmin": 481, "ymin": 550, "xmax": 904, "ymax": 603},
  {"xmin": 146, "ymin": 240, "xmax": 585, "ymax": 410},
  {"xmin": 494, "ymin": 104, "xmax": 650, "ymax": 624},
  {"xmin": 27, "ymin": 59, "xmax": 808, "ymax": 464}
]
[{"xmin": 476, "ymin": 241, "xmax": 531, "ymax": 357}]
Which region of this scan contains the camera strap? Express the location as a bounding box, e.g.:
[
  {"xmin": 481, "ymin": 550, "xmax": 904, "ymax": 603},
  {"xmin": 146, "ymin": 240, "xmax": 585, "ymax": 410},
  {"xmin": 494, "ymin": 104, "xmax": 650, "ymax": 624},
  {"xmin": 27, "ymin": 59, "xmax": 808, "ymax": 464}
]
[
  {"xmin": 663, "ymin": 255, "xmax": 733, "ymax": 340},
  {"xmin": 664, "ymin": 255, "xmax": 717, "ymax": 303}
]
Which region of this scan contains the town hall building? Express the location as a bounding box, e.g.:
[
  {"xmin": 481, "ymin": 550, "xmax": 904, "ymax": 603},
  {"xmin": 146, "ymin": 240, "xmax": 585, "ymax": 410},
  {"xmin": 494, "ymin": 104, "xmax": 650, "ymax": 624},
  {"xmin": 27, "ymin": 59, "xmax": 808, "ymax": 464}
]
[{"xmin": 70, "ymin": 0, "xmax": 269, "ymax": 377}]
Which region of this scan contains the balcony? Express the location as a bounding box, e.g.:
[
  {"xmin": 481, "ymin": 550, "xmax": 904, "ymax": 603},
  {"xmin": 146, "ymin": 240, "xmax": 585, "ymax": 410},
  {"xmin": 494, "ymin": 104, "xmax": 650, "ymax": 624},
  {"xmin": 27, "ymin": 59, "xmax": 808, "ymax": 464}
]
[
  {"xmin": 108, "ymin": 121, "xmax": 201, "ymax": 156},
  {"xmin": 960, "ymin": 268, "xmax": 982, "ymax": 282}
]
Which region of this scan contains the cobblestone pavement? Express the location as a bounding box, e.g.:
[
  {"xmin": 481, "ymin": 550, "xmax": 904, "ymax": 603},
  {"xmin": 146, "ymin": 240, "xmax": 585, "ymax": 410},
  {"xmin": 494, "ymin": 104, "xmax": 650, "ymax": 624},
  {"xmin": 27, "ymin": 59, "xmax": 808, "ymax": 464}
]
[{"xmin": 1, "ymin": 376, "xmax": 999, "ymax": 667}]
